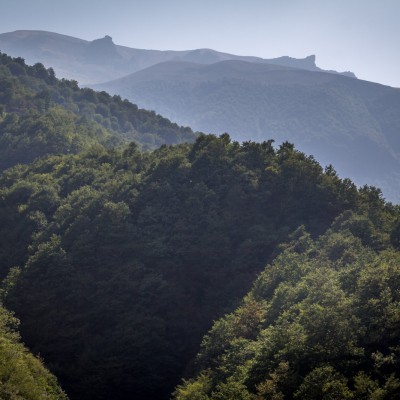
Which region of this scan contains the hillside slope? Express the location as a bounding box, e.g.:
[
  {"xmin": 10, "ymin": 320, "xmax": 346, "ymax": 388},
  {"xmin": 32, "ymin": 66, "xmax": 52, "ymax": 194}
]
[
  {"xmin": 2, "ymin": 133, "xmax": 399, "ymax": 400},
  {"xmin": 0, "ymin": 302, "xmax": 68, "ymax": 399},
  {"xmin": 174, "ymin": 220, "xmax": 400, "ymax": 399},
  {"xmin": 0, "ymin": 51, "xmax": 196, "ymax": 171}
]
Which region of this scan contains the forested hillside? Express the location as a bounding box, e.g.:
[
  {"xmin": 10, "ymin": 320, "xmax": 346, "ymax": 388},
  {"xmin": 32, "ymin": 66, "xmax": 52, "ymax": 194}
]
[
  {"xmin": 1, "ymin": 131, "xmax": 399, "ymax": 399},
  {"xmin": 0, "ymin": 303, "xmax": 67, "ymax": 399},
  {"xmin": 0, "ymin": 51, "xmax": 195, "ymax": 171},
  {"xmin": 0, "ymin": 50, "xmax": 399, "ymax": 400},
  {"xmin": 174, "ymin": 221, "xmax": 400, "ymax": 399}
]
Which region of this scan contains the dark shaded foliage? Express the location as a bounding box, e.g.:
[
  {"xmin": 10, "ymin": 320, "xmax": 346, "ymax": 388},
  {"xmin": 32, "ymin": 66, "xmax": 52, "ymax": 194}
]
[
  {"xmin": 174, "ymin": 221, "xmax": 400, "ymax": 400},
  {"xmin": 1, "ymin": 133, "xmax": 398, "ymax": 399}
]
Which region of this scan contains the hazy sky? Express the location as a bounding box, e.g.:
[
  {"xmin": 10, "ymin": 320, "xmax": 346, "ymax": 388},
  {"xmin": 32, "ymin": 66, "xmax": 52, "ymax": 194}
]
[{"xmin": 0, "ymin": 0, "xmax": 399, "ymax": 87}]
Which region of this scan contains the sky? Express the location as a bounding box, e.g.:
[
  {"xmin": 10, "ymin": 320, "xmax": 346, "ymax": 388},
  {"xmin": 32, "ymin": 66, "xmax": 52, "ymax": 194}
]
[{"xmin": 0, "ymin": 0, "xmax": 399, "ymax": 87}]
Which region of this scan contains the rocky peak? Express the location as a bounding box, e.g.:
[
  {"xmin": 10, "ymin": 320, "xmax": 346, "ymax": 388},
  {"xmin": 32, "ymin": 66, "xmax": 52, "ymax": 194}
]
[
  {"xmin": 86, "ymin": 35, "xmax": 121, "ymax": 64},
  {"xmin": 304, "ymin": 54, "xmax": 316, "ymax": 66}
]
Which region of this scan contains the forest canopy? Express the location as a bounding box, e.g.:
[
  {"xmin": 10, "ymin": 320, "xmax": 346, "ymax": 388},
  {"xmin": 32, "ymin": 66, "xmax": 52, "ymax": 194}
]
[
  {"xmin": 0, "ymin": 51, "xmax": 196, "ymax": 171},
  {"xmin": 1, "ymin": 132, "xmax": 399, "ymax": 399},
  {"xmin": 174, "ymin": 222, "xmax": 400, "ymax": 399}
]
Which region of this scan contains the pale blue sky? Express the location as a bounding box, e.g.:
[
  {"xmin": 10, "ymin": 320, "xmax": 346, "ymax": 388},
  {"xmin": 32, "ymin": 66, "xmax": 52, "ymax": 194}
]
[{"xmin": 1, "ymin": 0, "xmax": 399, "ymax": 87}]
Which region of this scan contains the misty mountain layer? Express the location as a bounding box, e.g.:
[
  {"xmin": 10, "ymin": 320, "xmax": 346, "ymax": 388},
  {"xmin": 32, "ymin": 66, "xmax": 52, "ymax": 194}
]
[{"xmin": 0, "ymin": 30, "xmax": 355, "ymax": 84}]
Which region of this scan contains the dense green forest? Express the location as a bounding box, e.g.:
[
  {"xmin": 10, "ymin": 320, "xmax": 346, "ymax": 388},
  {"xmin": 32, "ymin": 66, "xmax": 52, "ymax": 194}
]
[
  {"xmin": 0, "ymin": 303, "xmax": 67, "ymax": 399},
  {"xmin": 174, "ymin": 221, "xmax": 400, "ymax": 399},
  {"xmin": 0, "ymin": 51, "xmax": 399, "ymax": 399},
  {"xmin": 2, "ymin": 134, "xmax": 400, "ymax": 399},
  {"xmin": 0, "ymin": 51, "xmax": 195, "ymax": 171}
]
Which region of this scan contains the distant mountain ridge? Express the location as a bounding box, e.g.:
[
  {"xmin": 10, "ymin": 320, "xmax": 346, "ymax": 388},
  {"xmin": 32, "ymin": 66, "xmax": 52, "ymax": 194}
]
[{"xmin": 0, "ymin": 30, "xmax": 355, "ymax": 84}]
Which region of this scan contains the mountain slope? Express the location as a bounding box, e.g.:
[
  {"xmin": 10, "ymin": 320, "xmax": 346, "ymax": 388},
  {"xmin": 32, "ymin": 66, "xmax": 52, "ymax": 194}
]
[
  {"xmin": 0, "ymin": 51, "xmax": 196, "ymax": 171},
  {"xmin": 93, "ymin": 60, "xmax": 400, "ymax": 202},
  {"xmin": 0, "ymin": 30, "xmax": 354, "ymax": 84},
  {"xmin": 0, "ymin": 302, "xmax": 68, "ymax": 399},
  {"xmin": 174, "ymin": 221, "xmax": 400, "ymax": 399},
  {"xmin": 3, "ymin": 134, "xmax": 398, "ymax": 400}
]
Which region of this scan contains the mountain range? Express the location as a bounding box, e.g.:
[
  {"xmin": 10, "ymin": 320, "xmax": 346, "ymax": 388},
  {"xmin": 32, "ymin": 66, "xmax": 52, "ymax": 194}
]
[
  {"xmin": 0, "ymin": 30, "xmax": 355, "ymax": 84},
  {"xmin": 1, "ymin": 30, "xmax": 400, "ymax": 202}
]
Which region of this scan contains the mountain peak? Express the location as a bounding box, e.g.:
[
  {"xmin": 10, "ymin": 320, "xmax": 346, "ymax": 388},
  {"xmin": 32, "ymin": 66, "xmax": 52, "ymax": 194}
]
[
  {"xmin": 90, "ymin": 35, "xmax": 115, "ymax": 46},
  {"xmin": 305, "ymin": 54, "xmax": 316, "ymax": 65},
  {"xmin": 86, "ymin": 35, "xmax": 121, "ymax": 64},
  {"xmin": 95, "ymin": 35, "xmax": 113, "ymax": 43}
]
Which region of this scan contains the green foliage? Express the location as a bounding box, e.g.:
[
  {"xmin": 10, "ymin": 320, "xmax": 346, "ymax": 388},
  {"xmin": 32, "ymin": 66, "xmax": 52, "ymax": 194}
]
[
  {"xmin": 0, "ymin": 134, "xmax": 397, "ymax": 399},
  {"xmin": 173, "ymin": 372, "xmax": 213, "ymax": 400},
  {"xmin": 0, "ymin": 304, "xmax": 67, "ymax": 399},
  {"xmin": 0, "ymin": 106, "xmax": 117, "ymax": 170},
  {"xmin": 176, "ymin": 220, "xmax": 400, "ymax": 400},
  {"xmin": 294, "ymin": 366, "xmax": 353, "ymax": 400},
  {"xmin": 0, "ymin": 51, "xmax": 196, "ymax": 172}
]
